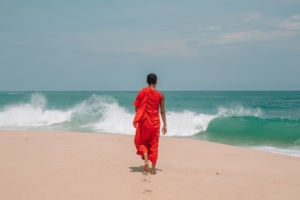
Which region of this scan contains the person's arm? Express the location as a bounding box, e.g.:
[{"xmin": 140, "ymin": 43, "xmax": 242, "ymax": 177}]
[
  {"xmin": 133, "ymin": 106, "xmax": 138, "ymax": 128},
  {"xmin": 160, "ymin": 93, "xmax": 167, "ymax": 135},
  {"xmin": 133, "ymin": 91, "xmax": 141, "ymax": 128}
]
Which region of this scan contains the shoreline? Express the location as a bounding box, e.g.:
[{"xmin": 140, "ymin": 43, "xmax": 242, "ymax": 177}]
[
  {"xmin": 1, "ymin": 130, "xmax": 300, "ymax": 199},
  {"xmin": 1, "ymin": 128, "xmax": 299, "ymax": 158}
]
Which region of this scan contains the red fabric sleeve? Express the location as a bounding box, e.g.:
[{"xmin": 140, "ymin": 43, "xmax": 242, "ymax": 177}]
[{"xmin": 133, "ymin": 91, "xmax": 141, "ymax": 107}]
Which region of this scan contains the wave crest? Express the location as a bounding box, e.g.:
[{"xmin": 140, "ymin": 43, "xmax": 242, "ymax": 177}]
[
  {"xmin": 166, "ymin": 111, "xmax": 216, "ymax": 137},
  {"xmin": 0, "ymin": 93, "xmax": 72, "ymax": 127},
  {"xmin": 0, "ymin": 94, "xmax": 269, "ymax": 138}
]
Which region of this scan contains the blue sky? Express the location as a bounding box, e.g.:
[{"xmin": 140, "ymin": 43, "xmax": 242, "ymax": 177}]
[{"xmin": 1, "ymin": 0, "xmax": 300, "ymax": 90}]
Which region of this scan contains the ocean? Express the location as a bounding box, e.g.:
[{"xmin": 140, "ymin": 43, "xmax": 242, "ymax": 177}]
[{"xmin": 0, "ymin": 91, "xmax": 299, "ymax": 157}]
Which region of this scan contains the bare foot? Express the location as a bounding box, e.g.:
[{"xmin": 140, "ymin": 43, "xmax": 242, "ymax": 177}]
[
  {"xmin": 150, "ymin": 169, "xmax": 156, "ymax": 175},
  {"xmin": 143, "ymin": 162, "xmax": 149, "ymax": 174}
]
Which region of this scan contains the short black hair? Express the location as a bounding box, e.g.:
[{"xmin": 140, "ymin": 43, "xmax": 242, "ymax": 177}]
[{"xmin": 147, "ymin": 73, "xmax": 157, "ymax": 85}]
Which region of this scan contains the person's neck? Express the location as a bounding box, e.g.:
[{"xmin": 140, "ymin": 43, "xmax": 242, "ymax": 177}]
[{"xmin": 148, "ymin": 84, "xmax": 156, "ymax": 89}]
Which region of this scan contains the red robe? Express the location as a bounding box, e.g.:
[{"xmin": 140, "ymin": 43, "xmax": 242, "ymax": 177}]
[{"xmin": 133, "ymin": 87, "xmax": 163, "ymax": 164}]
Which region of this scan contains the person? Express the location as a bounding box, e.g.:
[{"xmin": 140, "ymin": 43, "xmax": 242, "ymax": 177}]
[{"xmin": 133, "ymin": 73, "xmax": 167, "ymax": 175}]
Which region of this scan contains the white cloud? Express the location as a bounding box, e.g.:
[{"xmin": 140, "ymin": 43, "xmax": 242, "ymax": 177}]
[
  {"xmin": 210, "ymin": 14, "xmax": 300, "ymax": 45},
  {"xmin": 279, "ymin": 20, "xmax": 300, "ymax": 30},
  {"xmin": 279, "ymin": 14, "xmax": 300, "ymax": 30},
  {"xmin": 292, "ymin": 14, "xmax": 300, "ymax": 20},
  {"xmin": 214, "ymin": 30, "xmax": 294, "ymax": 45}
]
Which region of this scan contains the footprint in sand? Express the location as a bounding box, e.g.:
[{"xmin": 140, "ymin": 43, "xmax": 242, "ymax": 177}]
[
  {"xmin": 142, "ymin": 189, "xmax": 153, "ymax": 195},
  {"xmin": 141, "ymin": 175, "xmax": 151, "ymax": 183}
]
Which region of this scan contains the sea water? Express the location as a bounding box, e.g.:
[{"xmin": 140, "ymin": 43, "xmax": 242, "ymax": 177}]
[{"xmin": 0, "ymin": 91, "xmax": 299, "ymax": 157}]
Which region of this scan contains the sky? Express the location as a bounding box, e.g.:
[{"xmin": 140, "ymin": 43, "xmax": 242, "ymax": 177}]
[{"xmin": 1, "ymin": 0, "xmax": 300, "ymax": 91}]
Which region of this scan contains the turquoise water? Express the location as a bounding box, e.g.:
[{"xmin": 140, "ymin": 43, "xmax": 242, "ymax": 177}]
[{"xmin": 0, "ymin": 91, "xmax": 299, "ymax": 157}]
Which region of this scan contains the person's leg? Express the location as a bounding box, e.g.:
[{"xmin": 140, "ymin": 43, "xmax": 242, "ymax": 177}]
[
  {"xmin": 150, "ymin": 163, "xmax": 156, "ymax": 175},
  {"xmin": 148, "ymin": 136, "xmax": 158, "ymax": 175},
  {"xmin": 143, "ymin": 152, "xmax": 149, "ymax": 173}
]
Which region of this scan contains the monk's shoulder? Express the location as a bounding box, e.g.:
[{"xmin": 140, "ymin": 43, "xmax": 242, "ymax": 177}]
[
  {"xmin": 139, "ymin": 87, "xmax": 148, "ymax": 94},
  {"xmin": 156, "ymin": 90, "xmax": 164, "ymax": 99}
]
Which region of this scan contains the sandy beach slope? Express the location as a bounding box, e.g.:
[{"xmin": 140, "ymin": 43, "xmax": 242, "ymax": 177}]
[{"xmin": 0, "ymin": 130, "xmax": 300, "ymax": 200}]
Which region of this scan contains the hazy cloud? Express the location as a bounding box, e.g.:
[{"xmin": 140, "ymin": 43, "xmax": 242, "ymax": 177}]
[
  {"xmin": 292, "ymin": 14, "xmax": 300, "ymax": 20},
  {"xmin": 244, "ymin": 12, "xmax": 263, "ymax": 21},
  {"xmin": 1, "ymin": 1, "xmax": 300, "ymax": 90},
  {"xmin": 279, "ymin": 14, "xmax": 300, "ymax": 30},
  {"xmin": 214, "ymin": 30, "xmax": 294, "ymax": 44}
]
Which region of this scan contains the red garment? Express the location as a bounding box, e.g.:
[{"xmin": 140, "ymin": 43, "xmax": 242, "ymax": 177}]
[{"xmin": 133, "ymin": 87, "xmax": 163, "ymax": 164}]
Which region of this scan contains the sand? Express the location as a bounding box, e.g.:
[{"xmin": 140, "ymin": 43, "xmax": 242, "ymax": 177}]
[{"xmin": 0, "ymin": 130, "xmax": 300, "ymax": 200}]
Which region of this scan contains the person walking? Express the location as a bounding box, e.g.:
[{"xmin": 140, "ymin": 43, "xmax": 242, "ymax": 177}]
[{"xmin": 133, "ymin": 73, "xmax": 167, "ymax": 175}]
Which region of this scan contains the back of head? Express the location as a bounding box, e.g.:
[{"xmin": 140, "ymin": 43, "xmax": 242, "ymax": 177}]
[{"xmin": 147, "ymin": 73, "xmax": 157, "ymax": 85}]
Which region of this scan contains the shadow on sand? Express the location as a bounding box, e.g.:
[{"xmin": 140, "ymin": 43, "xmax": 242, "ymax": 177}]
[{"xmin": 129, "ymin": 166, "xmax": 163, "ymax": 173}]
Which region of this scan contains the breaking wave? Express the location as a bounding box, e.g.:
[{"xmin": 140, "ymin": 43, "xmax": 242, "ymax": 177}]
[
  {"xmin": 0, "ymin": 92, "xmax": 299, "ymax": 157},
  {"xmin": 0, "ymin": 93, "xmax": 217, "ymax": 136},
  {"xmin": 0, "ymin": 93, "xmax": 72, "ymax": 127}
]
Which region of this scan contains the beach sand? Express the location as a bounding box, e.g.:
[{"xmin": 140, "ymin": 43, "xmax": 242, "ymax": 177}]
[{"xmin": 0, "ymin": 130, "xmax": 300, "ymax": 200}]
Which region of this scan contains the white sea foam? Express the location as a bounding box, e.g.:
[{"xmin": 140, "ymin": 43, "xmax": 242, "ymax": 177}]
[
  {"xmin": 0, "ymin": 93, "xmax": 223, "ymax": 136},
  {"xmin": 0, "ymin": 93, "xmax": 72, "ymax": 127},
  {"xmin": 92, "ymin": 110, "xmax": 216, "ymax": 136},
  {"xmin": 249, "ymin": 146, "xmax": 300, "ymax": 157},
  {"xmin": 0, "ymin": 93, "xmax": 266, "ymax": 137},
  {"xmin": 165, "ymin": 111, "xmax": 216, "ymax": 137},
  {"xmin": 70, "ymin": 95, "xmax": 215, "ymax": 136},
  {"xmin": 74, "ymin": 94, "xmax": 135, "ymax": 134},
  {"xmin": 7, "ymin": 92, "xmax": 24, "ymax": 95},
  {"xmin": 0, "ymin": 94, "xmax": 257, "ymax": 137},
  {"xmin": 73, "ymin": 95, "xmax": 117, "ymax": 116},
  {"xmin": 92, "ymin": 103, "xmax": 135, "ymax": 134},
  {"xmin": 217, "ymin": 106, "xmax": 262, "ymax": 117}
]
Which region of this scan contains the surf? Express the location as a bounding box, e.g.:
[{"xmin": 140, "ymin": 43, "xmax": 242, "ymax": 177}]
[
  {"xmin": 0, "ymin": 93, "xmax": 216, "ymax": 136},
  {"xmin": 0, "ymin": 93, "xmax": 72, "ymax": 127},
  {"xmin": 0, "ymin": 91, "xmax": 299, "ymax": 157}
]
